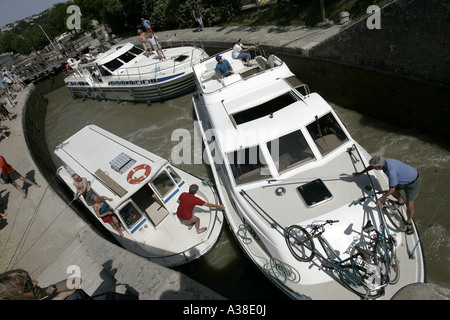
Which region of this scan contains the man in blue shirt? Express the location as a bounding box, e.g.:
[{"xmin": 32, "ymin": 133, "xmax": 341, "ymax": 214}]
[
  {"xmin": 141, "ymin": 18, "xmax": 154, "ymax": 34},
  {"xmin": 215, "ymin": 55, "xmax": 233, "ymax": 78},
  {"xmin": 354, "ymin": 155, "xmax": 421, "ymax": 235}
]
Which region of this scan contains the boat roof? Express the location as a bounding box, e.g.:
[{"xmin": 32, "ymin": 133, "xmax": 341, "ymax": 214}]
[
  {"xmin": 94, "ymin": 42, "xmax": 136, "ymax": 65},
  {"xmin": 54, "ymin": 125, "xmax": 168, "ymax": 209},
  {"xmin": 198, "ymin": 69, "xmax": 333, "ymax": 153}
]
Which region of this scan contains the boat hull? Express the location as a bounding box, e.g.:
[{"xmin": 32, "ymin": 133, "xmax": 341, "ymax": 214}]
[{"xmin": 66, "ymin": 72, "xmax": 196, "ymax": 103}]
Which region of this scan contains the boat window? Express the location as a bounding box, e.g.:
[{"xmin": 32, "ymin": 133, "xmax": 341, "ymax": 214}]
[
  {"xmin": 101, "ymin": 66, "xmax": 113, "ymax": 76},
  {"xmin": 130, "ymin": 46, "xmax": 144, "ymax": 55},
  {"xmin": 227, "ymin": 145, "xmax": 271, "ymax": 185},
  {"xmin": 118, "ymin": 202, "xmax": 143, "ymax": 229},
  {"xmin": 151, "ymin": 170, "xmax": 175, "ymax": 197},
  {"xmin": 104, "ymin": 59, "xmax": 124, "ymax": 72},
  {"xmin": 306, "ymin": 112, "xmax": 349, "ymax": 156},
  {"xmin": 174, "ymin": 55, "xmax": 189, "ymax": 62},
  {"xmin": 267, "ymin": 130, "xmax": 316, "ymax": 173},
  {"xmin": 232, "ymin": 92, "xmax": 297, "ymax": 125},
  {"xmin": 118, "ymin": 51, "xmax": 136, "ymax": 63},
  {"xmin": 166, "ymin": 167, "xmax": 182, "ymax": 184}
]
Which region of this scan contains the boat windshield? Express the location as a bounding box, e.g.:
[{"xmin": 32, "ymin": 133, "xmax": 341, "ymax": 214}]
[
  {"xmin": 151, "ymin": 170, "xmax": 175, "ymax": 198},
  {"xmin": 166, "ymin": 166, "xmax": 182, "ymax": 184},
  {"xmin": 227, "ymin": 145, "xmax": 271, "ymax": 185},
  {"xmin": 267, "ymin": 129, "xmax": 316, "ymax": 174},
  {"xmin": 119, "ymin": 202, "xmax": 143, "ymax": 229},
  {"xmin": 306, "ymin": 112, "xmax": 349, "ymax": 156}
]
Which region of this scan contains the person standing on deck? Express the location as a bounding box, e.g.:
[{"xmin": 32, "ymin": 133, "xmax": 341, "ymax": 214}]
[{"xmin": 353, "ymin": 155, "xmax": 421, "ymax": 235}]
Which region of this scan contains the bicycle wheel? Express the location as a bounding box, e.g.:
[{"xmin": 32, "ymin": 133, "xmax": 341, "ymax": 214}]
[
  {"xmin": 379, "ymin": 252, "xmax": 400, "ymax": 285},
  {"xmin": 338, "ymin": 264, "xmax": 384, "ymax": 299},
  {"xmin": 382, "ymin": 199, "xmax": 406, "ymax": 231},
  {"xmin": 388, "ymin": 253, "xmax": 400, "ymax": 284},
  {"xmin": 285, "ymin": 225, "xmax": 315, "ymax": 262}
]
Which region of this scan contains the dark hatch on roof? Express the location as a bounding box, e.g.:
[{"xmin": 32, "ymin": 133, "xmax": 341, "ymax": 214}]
[
  {"xmin": 297, "ymin": 179, "xmax": 332, "ymax": 207},
  {"xmin": 174, "ymin": 55, "xmax": 189, "ymax": 62}
]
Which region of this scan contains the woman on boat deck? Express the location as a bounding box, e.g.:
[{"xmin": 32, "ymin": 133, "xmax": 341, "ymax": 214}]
[
  {"xmin": 93, "ymin": 196, "xmax": 125, "ymax": 237},
  {"xmin": 176, "ymin": 184, "xmax": 225, "ymax": 234}
]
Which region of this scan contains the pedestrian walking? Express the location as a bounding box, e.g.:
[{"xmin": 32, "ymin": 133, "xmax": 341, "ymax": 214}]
[{"xmin": 0, "ymin": 155, "xmax": 41, "ymax": 199}]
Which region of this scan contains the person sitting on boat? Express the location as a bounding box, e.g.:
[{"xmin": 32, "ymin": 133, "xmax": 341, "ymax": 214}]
[
  {"xmin": 353, "ymin": 155, "xmax": 421, "ymax": 235},
  {"xmin": 72, "ymin": 174, "xmax": 96, "ymax": 205},
  {"xmin": 232, "ymin": 39, "xmax": 257, "ymax": 67},
  {"xmin": 93, "ymin": 196, "xmax": 125, "ymax": 237},
  {"xmin": 147, "ymin": 32, "xmax": 166, "ymax": 60},
  {"xmin": 138, "ymin": 29, "xmax": 153, "ymax": 57},
  {"xmin": 91, "ymin": 67, "xmax": 102, "ymax": 82},
  {"xmin": 215, "ymin": 56, "xmax": 233, "ymax": 79},
  {"xmin": 67, "ymin": 58, "xmax": 82, "ymax": 75},
  {"xmin": 176, "ymin": 184, "xmax": 225, "ymax": 234}
]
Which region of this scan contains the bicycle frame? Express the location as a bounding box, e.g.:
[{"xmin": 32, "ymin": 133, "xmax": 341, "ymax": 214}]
[
  {"xmin": 287, "ymin": 220, "xmax": 385, "ymax": 298},
  {"xmin": 362, "ymin": 220, "xmax": 398, "ymax": 284},
  {"xmin": 355, "ymin": 191, "xmax": 399, "ymax": 283}
]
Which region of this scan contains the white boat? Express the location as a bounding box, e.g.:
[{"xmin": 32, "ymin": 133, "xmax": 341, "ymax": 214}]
[
  {"xmin": 192, "ymin": 48, "xmax": 426, "ymax": 299},
  {"xmin": 54, "ymin": 125, "xmax": 224, "ymax": 267},
  {"xmin": 64, "ymin": 42, "xmax": 208, "ymax": 104}
]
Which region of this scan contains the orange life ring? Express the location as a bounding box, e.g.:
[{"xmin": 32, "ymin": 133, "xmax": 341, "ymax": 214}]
[
  {"xmin": 127, "ymin": 164, "xmax": 151, "ymax": 184},
  {"xmin": 66, "ymin": 64, "xmax": 74, "ymax": 73}
]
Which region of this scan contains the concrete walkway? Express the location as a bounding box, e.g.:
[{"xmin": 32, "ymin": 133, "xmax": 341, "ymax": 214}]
[
  {"xmin": 0, "ymin": 86, "xmax": 223, "ymax": 300},
  {"xmin": 125, "ymin": 24, "xmax": 342, "ymax": 56}
]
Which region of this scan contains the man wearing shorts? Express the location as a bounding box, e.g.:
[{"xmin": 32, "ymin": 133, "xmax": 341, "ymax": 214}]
[
  {"xmin": 354, "ymin": 155, "xmax": 421, "ymax": 235},
  {"xmin": 176, "ymin": 184, "xmax": 224, "ymax": 234},
  {"xmin": 0, "ymin": 155, "xmax": 41, "ymax": 199},
  {"xmin": 138, "ymin": 29, "xmax": 153, "ymax": 57},
  {"xmin": 72, "ymin": 174, "xmax": 95, "ymax": 205}
]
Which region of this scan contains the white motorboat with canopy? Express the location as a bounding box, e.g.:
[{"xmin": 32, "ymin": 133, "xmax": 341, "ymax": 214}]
[
  {"xmin": 54, "ymin": 125, "xmax": 224, "ymax": 267},
  {"xmin": 192, "ymin": 47, "xmax": 425, "ymax": 299},
  {"xmin": 64, "ymin": 41, "xmax": 208, "ymax": 104}
]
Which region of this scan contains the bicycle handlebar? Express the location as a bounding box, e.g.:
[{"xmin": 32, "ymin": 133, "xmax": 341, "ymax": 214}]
[{"xmin": 312, "ymin": 220, "xmax": 339, "ymax": 232}]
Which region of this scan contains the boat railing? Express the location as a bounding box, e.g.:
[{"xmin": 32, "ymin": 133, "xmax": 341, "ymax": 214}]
[{"xmin": 239, "ymin": 189, "xmax": 285, "ymax": 238}]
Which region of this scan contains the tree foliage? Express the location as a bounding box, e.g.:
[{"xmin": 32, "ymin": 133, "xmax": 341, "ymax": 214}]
[{"xmin": 0, "ymin": 0, "xmax": 242, "ymax": 55}]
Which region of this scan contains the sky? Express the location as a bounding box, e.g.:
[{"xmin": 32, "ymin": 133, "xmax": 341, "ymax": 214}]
[{"xmin": 0, "ymin": 0, "xmax": 67, "ymax": 27}]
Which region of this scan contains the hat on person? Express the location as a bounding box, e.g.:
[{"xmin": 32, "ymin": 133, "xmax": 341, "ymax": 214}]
[{"xmin": 215, "ymin": 55, "xmax": 222, "ymax": 62}]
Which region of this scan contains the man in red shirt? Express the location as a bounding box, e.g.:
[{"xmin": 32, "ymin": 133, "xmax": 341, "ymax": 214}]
[
  {"xmin": 177, "ymin": 184, "xmax": 224, "ymax": 234},
  {"xmin": 0, "ymin": 155, "xmax": 41, "ymax": 199}
]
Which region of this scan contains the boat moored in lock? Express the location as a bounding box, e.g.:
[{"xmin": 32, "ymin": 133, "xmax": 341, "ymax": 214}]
[
  {"xmin": 54, "ymin": 125, "xmax": 224, "ymax": 267},
  {"xmin": 191, "ymin": 47, "xmax": 426, "ymax": 299}
]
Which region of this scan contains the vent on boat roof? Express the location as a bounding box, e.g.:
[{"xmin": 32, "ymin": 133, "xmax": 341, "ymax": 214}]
[
  {"xmin": 297, "ymin": 179, "xmax": 332, "ymax": 207},
  {"xmin": 110, "ymin": 153, "xmax": 136, "ymax": 174},
  {"xmin": 174, "ymin": 55, "xmax": 189, "ymax": 62}
]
